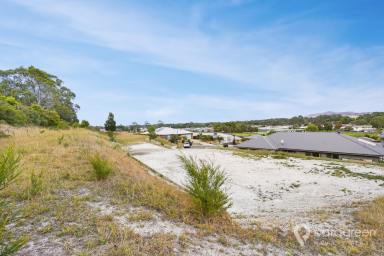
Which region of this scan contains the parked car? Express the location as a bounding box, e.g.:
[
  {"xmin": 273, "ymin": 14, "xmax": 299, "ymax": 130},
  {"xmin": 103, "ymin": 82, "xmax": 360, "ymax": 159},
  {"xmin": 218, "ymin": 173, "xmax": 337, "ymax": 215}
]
[{"xmin": 183, "ymin": 142, "xmax": 191, "ymax": 148}]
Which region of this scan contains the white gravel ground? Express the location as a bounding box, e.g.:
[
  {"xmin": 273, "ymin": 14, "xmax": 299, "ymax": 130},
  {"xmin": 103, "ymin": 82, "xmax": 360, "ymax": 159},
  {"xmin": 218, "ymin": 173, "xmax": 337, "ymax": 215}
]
[{"xmin": 128, "ymin": 143, "xmax": 384, "ymax": 222}]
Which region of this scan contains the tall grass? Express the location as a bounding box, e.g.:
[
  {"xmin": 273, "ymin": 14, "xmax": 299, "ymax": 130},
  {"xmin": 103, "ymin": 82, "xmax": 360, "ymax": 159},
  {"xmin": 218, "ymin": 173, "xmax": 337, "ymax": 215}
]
[
  {"xmin": 90, "ymin": 154, "xmax": 113, "ymax": 180},
  {"xmin": 178, "ymin": 155, "xmax": 232, "ymax": 218}
]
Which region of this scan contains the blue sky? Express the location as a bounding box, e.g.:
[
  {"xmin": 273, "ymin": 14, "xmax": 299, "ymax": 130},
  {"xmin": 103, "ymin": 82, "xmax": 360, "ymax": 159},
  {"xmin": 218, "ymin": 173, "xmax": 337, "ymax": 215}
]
[{"xmin": 1, "ymin": 0, "xmax": 383, "ymax": 125}]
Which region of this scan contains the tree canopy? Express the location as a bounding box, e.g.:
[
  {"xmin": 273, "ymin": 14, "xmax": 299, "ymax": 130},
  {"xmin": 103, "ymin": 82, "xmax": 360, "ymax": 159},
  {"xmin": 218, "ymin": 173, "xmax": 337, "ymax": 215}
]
[
  {"xmin": 0, "ymin": 66, "xmax": 79, "ymax": 123},
  {"xmin": 104, "ymin": 113, "xmax": 116, "ymax": 132}
]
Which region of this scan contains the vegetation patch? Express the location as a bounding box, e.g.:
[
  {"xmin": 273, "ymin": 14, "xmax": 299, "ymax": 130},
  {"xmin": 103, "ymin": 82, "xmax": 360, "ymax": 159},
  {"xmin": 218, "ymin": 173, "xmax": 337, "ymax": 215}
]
[
  {"xmin": 178, "ymin": 155, "xmax": 232, "ymax": 218},
  {"xmin": 128, "ymin": 211, "xmax": 154, "ymax": 222},
  {"xmin": 331, "ymin": 166, "xmax": 384, "ymax": 181},
  {"xmin": 90, "ymin": 154, "xmax": 114, "ymax": 180}
]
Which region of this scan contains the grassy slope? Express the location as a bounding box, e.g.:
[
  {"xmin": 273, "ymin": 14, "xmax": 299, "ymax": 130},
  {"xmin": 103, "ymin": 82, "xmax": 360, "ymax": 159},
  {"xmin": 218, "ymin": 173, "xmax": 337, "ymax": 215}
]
[
  {"xmin": 0, "ymin": 125, "xmax": 383, "ymax": 255},
  {"xmin": 0, "ymin": 126, "xmax": 195, "ymax": 255}
]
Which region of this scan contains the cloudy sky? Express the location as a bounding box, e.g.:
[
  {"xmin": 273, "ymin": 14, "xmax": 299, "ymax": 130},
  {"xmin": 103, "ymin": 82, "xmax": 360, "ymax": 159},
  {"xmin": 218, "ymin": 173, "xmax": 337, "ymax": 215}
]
[{"xmin": 1, "ymin": 0, "xmax": 383, "ymax": 125}]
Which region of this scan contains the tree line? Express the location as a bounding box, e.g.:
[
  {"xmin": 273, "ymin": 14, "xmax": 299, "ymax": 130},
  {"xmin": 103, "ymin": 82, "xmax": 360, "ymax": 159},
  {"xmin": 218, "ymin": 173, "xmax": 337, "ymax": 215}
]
[{"xmin": 118, "ymin": 113, "xmax": 384, "ymax": 133}]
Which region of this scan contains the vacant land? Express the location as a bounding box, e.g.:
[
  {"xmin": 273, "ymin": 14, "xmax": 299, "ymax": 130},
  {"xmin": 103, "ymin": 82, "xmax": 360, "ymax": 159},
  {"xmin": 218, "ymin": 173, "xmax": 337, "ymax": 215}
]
[
  {"xmin": 129, "ymin": 143, "xmax": 384, "ymax": 254},
  {"xmin": 129, "ymin": 143, "xmax": 384, "ymax": 223},
  {"xmin": 1, "ymin": 126, "xmax": 383, "ymax": 255}
]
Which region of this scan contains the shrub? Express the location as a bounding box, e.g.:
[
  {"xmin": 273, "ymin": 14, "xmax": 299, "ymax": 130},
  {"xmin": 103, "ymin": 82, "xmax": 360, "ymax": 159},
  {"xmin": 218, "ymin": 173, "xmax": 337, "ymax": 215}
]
[
  {"xmin": 169, "ymin": 134, "xmax": 179, "ymax": 144},
  {"xmin": 0, "ymin": 103, "xmax": 27, "ymax": 126},
  {"xmin": 90, "ymin": 154, "xmax": 113, "ymax": 180},
  {"xmin": 27, "ymin": 171, "xmax": 43, "ymax": 198},
  {"xmin": 0, "ymin": 146, "xmax": 21, "ymax": 191},
  {"xmin": 107, "ymin": 131, "xmax": 115, "ymax": 142},
  {"xmin": 178, "ymin": 155, "xmax": 232, "ymax": 217},
  {"xmin": 306, "ymin": 123, "xmax": 319, "ymax": 132},
  {"xmin": 29, "ymin": 104, "xmax": 60, "ymax": 127},
  {"xmin": 56, "ymin": 120, "xmax": 69, "ymax": 129},
  {"xmin": 80, "ymin": 120, "xmax": 90, "ymax": 128}
]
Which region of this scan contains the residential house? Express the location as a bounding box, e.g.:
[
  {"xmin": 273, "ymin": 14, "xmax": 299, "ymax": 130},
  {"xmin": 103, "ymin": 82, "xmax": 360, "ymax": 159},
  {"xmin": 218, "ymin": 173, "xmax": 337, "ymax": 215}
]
[
  {"xmin": 155, "ymin": 127, "xmax": 193, "ymax": 140},
  {"xmin": 237, "ymin": 132, "xmax": 384, "ymax": 162}
]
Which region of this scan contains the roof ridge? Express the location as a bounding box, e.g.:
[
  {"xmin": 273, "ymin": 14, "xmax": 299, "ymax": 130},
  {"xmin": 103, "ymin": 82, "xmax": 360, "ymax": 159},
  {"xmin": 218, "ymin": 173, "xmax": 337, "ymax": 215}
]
[{"xmin": 339, "ymin": 133, "xmax": 383, "ymax": 155}]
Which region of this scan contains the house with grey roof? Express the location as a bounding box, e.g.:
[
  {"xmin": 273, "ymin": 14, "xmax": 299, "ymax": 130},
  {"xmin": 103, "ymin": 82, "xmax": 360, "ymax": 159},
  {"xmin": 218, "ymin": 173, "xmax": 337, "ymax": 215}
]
[{"xmin": 237, "ymin": 132, "xmax": 384, "ymax": 162}]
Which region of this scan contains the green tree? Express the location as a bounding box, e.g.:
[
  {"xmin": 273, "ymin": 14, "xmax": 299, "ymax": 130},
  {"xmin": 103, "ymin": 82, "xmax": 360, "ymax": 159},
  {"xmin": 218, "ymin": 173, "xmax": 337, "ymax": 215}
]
[
  {"xmin": 306, "ymin": 123, "xmax": 319, "ymax": 132},
  {"xmin": 169, "ymin": 134, "xmax": 180, "ymax": 144},
  {"xmin": 323, "ymin": 122, "xmax": 333, "ymax": 131},
  {"xmin": 80, "ymin": 120, "xmax": 90, "ymax": 128},
  {"xmin": 334, "ymin": 121, "xmax": 342, "ymax": 130},
  {"xmin": 0, "ymin": 66, "xmax": 79, "ymax": 123},
  {"xmin": 104, "ymin": 112, "xmax": 116, "ymax": 132},
  {"xmin": 147, "ymin": 125, "xmax": 157, "ymax": 140},
  {"xmin": 371, "ymin": 116, "xmax": 384, "ymax": 129}
]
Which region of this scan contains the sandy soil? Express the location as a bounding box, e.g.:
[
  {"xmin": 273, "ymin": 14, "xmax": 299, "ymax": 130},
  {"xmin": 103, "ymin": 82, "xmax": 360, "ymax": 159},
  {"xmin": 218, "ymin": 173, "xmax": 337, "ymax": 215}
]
[{"xmin": 128, "ymin": 143, "xmax": 384, "ymax": 224}]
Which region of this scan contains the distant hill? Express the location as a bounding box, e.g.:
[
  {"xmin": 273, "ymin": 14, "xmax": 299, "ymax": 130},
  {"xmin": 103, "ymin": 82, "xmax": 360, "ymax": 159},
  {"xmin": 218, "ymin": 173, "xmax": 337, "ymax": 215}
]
[{"xmin": 307, "ymin": 111, "xmax": 371, "ymax": 118}]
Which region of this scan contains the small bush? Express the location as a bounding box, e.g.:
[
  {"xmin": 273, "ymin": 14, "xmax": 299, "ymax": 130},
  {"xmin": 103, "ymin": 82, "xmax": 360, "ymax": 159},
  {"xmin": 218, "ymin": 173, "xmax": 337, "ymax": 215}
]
[
  {"xmin": 80, "ymin": 120, "xmax": 90, "ymax": 128},
  {"xmin": 0, "ymin": 103, "xmax": 27, "ymax": 126},
  {"xmin": 0, "ymin": 146, "xmax": 21, "ymax": 191},
  {"xmin": 107, "ymin": 131, "xmax": 115, "ymax": 142},
  {"xmin": 178, "ymin": 155, "xmax": 232, "ymax": 218},
  {"xmin": 90, "ymin": 154, "xmax": 113, "ymax": 180},
  {"xmin": 56, "ymin": 120, "xmax": 69, "ymax": 129},
  {"xmin": 27, "ymin": 171, "xmax": 43, "ymax": 198}
]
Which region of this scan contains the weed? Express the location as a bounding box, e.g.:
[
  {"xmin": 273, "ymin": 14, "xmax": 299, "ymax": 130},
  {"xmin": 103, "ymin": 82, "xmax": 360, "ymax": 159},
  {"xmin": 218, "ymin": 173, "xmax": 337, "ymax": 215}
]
[
  {"xmin": 128, "ymin": 211, "xmax": 154, "ymax": 222},
  {"xmin": 217, "ymin": 235, "xmax": 229, "ymax": 246},
  {"xmin": 107, "ymin": 131, "xmax": 115, "ymax": 142},
  {"xmin": 27, "ymin": 171, "xmax": 43, "ymax": 198},
  {"xmin": 178, "ymin": 155, "xmax": 232, "ymax": 218},
  {"xmin": 178, "ymin": 233, "xmax": 191, "ymax": 249},
  {"xmin": 90, "ymin": 154, "xmax": 113, "ymax": 180},
  {"xmin": 332, "ymin": 166, "xmax": 384, "ymax": 181},
  {"xmin": 57, "ymin": 135, "xmax": 65, "ymax": 145}
]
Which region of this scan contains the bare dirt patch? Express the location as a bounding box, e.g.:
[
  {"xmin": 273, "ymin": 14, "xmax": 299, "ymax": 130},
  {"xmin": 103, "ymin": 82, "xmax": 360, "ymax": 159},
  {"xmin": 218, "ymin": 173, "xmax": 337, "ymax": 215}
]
[{"xmin": 128, "ymin": 143, "xmax": 384, "ymax": 227}]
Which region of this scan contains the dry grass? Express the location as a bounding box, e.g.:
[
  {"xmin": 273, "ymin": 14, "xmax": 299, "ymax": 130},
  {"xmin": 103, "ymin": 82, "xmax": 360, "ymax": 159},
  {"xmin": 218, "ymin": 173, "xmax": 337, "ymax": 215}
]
[
  {"xmin": 114, "ymin": 132, "xmax": 147, "ymax": 145},
  {"xmin": 0, "ymin": 125, "xmax": 190, "ymax": 254},
  {"xmin": 128, "ymin": 211, "xmax": 154, "ymax": 222}
]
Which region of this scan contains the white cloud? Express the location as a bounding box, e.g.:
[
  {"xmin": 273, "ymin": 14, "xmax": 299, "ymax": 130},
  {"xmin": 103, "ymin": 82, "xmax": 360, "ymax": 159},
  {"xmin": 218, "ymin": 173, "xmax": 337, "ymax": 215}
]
[{"xmin": 6, "ymin": 0, "xmax": 384, "ymax": 123}]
